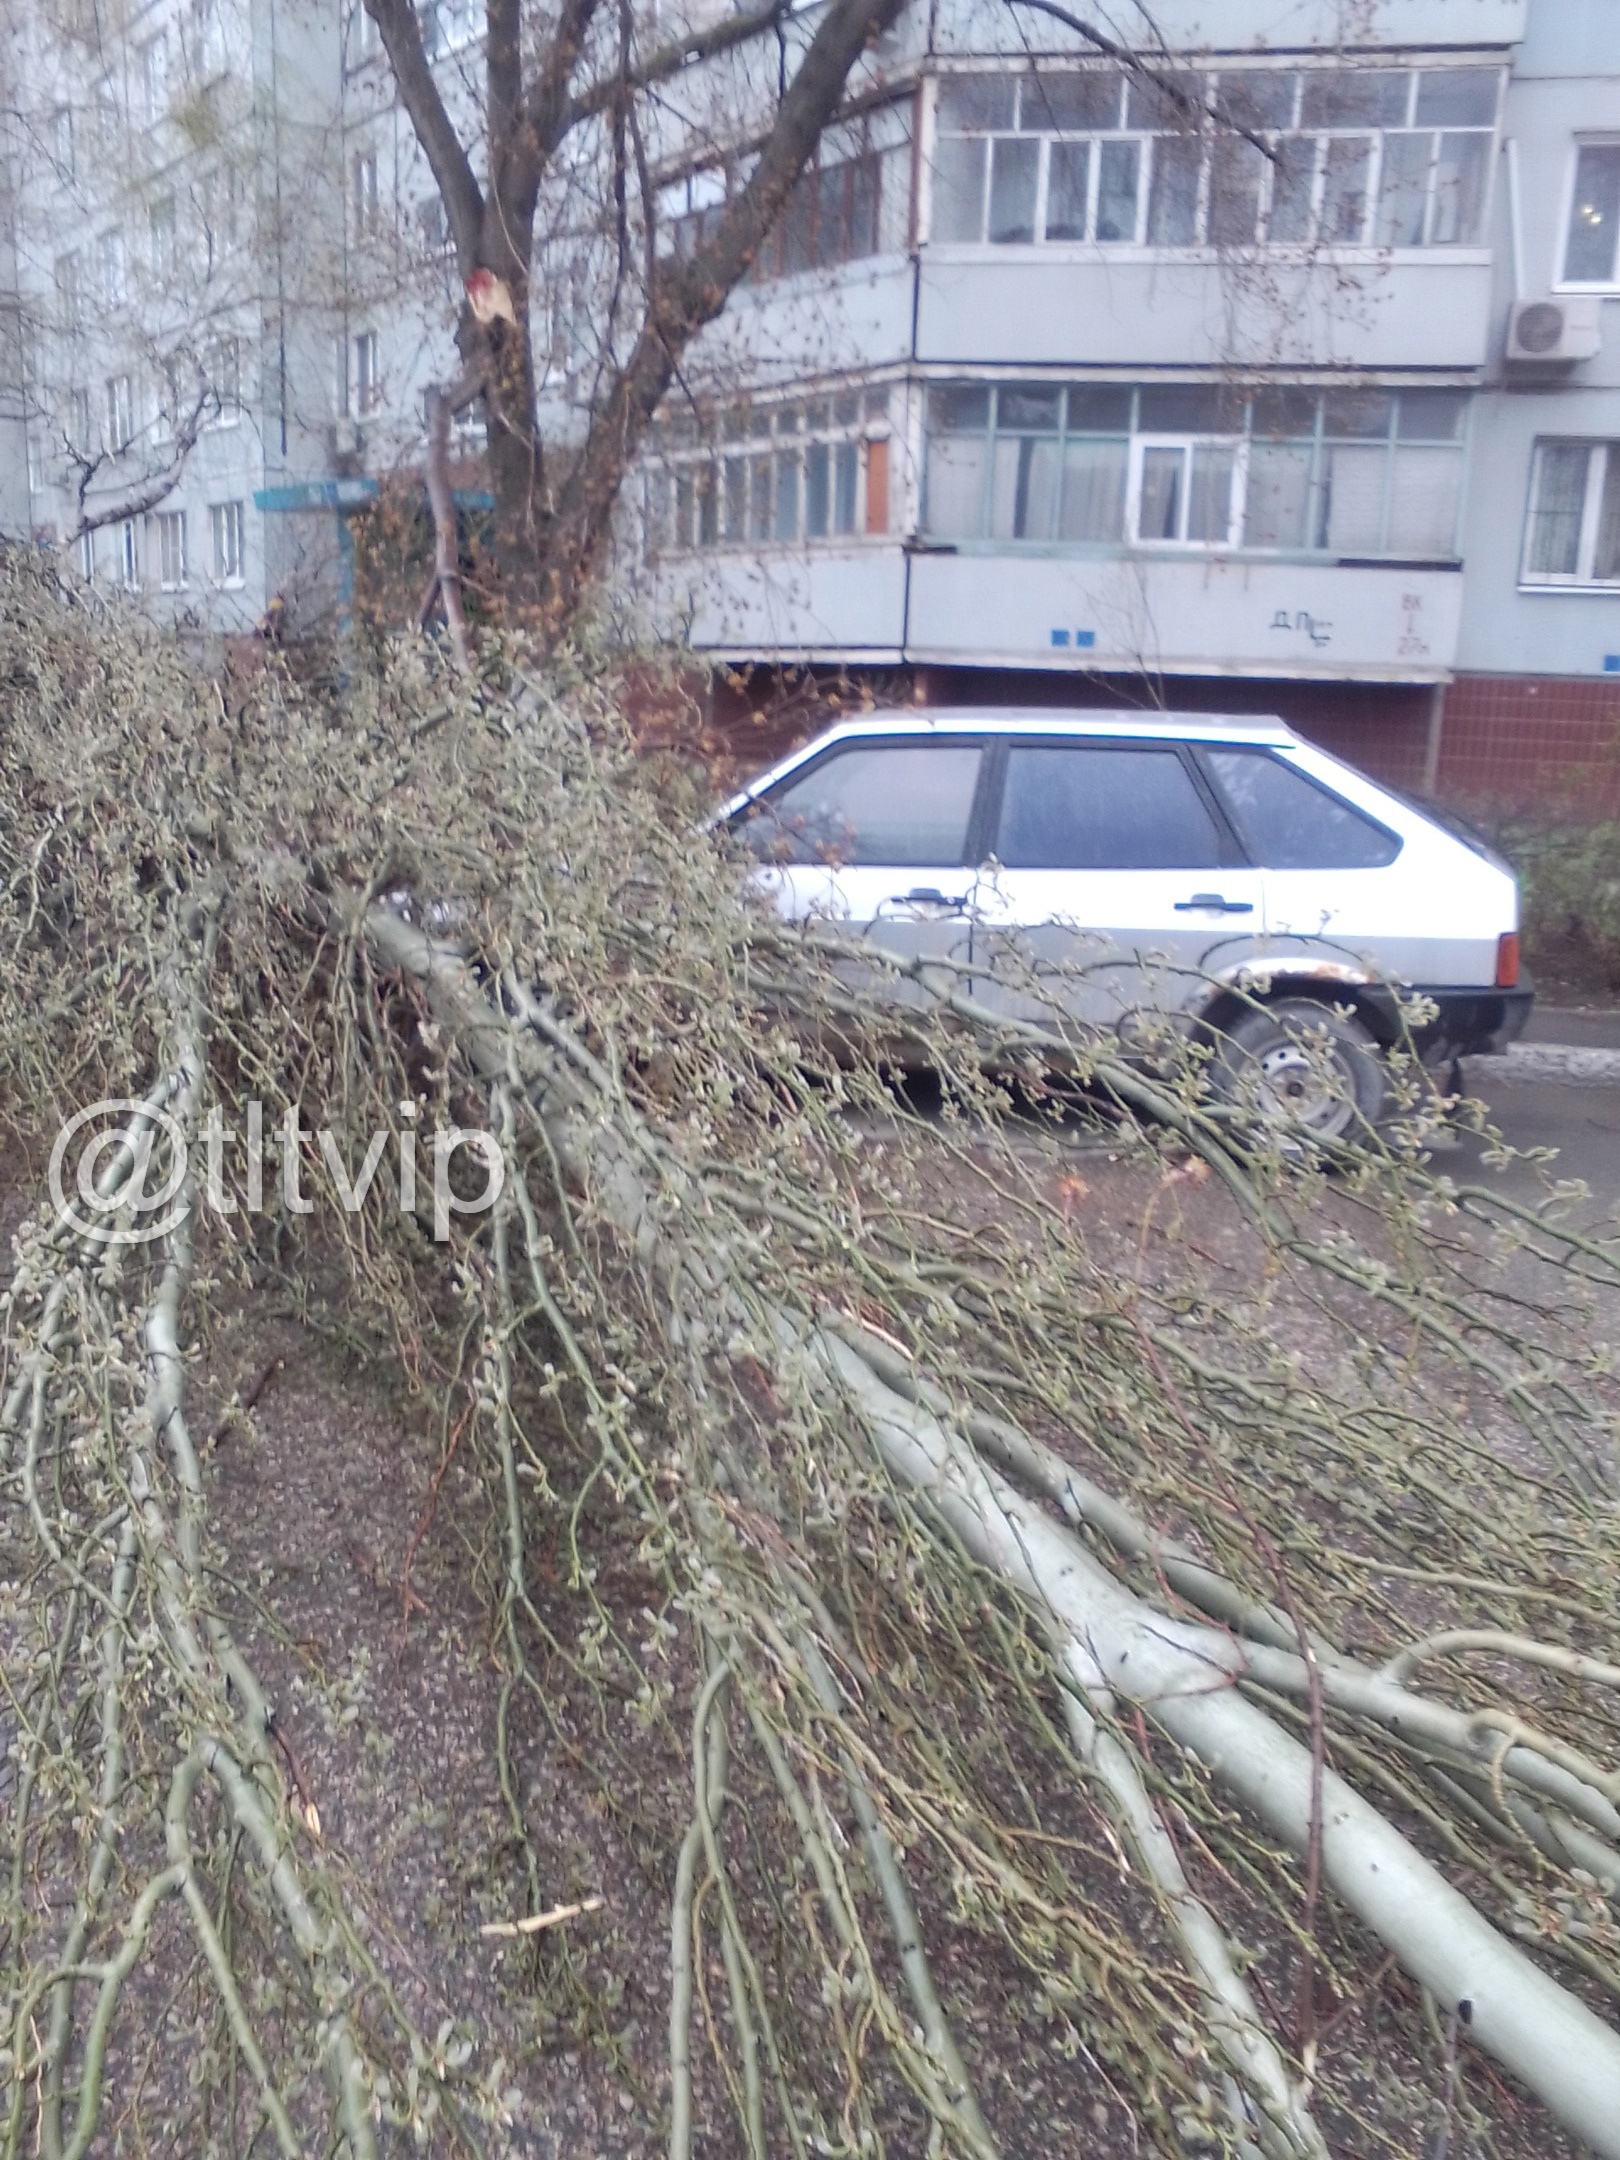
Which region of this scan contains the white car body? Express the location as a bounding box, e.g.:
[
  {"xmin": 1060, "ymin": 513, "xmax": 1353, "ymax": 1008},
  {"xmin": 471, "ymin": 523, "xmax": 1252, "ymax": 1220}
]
[{"xmin": 718, "ymin": 708, "xmax": 1530, "ymax": 1061}]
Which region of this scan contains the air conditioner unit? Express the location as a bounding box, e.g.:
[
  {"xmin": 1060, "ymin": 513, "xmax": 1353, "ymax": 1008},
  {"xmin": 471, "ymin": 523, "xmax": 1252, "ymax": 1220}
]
[{"xmin": 1506, "ymin": 296, "xmax": 1602, "ymax": 363}]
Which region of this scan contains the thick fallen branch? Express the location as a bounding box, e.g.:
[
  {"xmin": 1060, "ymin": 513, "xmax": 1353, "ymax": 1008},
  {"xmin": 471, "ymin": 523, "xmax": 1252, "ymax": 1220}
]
[{"xmin": 363, "ymin": 900, "xmax": 1620, "ymax": 2157}]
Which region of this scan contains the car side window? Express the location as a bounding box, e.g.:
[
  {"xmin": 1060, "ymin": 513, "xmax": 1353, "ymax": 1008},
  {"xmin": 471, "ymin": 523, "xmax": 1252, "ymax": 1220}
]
[
  {"xmin": 1202, "ymin": 747, "xmax": 1400, "ymax": 869},
  {"xmin": 738, "ymin": 743, "xmax": 983, "ymax": 866},
  {"xmin": 994, "ymin": 745, "xmax": 1222, "ymax": 870}
]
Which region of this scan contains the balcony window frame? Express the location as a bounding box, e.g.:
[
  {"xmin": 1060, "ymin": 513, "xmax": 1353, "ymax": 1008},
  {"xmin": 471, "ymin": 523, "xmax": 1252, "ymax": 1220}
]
[
  {"xmin": 926, "ymin": 60, "xmax": 1498, "ymax": 255},
  {"xmin": 647, "ymin": 386, "xmax": 892, "ymax": 557},
  {"xmin": 920, "ymin": 378, "xmax": 1470, "ymax": 562}
]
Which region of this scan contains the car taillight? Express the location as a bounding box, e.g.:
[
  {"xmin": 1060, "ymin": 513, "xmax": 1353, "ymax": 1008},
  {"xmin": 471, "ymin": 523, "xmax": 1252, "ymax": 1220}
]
[{"xmin": 1496, "ymin": 932, "xmax": 1520, "ymax": 989}]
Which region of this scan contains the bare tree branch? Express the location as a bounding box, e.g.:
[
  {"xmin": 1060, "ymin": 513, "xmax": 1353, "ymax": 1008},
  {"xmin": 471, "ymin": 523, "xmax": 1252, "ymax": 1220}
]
[
  {"xmin": 542, "ymin": 0, "xmax": 908, "ymax": 611},
  {"xmin": 62, "ymin": 387, "xmax": 217, "ymax": 547},
  {"xmin": 364, "ymin": 0, "xmax": 485, "ymax": 270},
  {"xmin": 1003, "ymin": 0, "xmax": 1277, "ymax": 158},
  {"xmin": 561, "ymin": 1, "xmax": 792, "ymax": 133}
]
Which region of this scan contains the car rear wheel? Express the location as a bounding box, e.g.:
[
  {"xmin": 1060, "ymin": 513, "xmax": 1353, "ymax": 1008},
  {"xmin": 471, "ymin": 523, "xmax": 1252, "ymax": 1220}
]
[{"xmin": 1212, "ymin": 997, "xmax": 1388, "ymax": 1142}]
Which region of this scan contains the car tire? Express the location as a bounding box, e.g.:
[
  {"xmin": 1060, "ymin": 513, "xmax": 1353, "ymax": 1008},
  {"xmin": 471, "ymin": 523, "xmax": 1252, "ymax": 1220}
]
[{"xmin": 1212, "ymin": 996, "xmax": 1388, "ymax": 1142}]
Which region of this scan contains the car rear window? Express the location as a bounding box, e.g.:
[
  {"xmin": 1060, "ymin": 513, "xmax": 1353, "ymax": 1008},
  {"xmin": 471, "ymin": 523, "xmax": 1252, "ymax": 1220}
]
[
  {"xmin": 1201, "ymin": 747, "xmax": 1400, "ymax": 869},
  {"xmin": 994, "ymin": 745, "xmax": 1222, "ymax": 870},
  {"xmin": 738, "ymin": 743, "xmax": 983, "ymax": 866}
]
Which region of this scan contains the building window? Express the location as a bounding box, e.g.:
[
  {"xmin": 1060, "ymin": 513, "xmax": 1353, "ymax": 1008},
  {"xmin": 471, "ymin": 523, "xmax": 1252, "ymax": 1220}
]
[
  {"xmin": 150, "ymin": 198, "xmax": 178, "ymax": 280},
  {"xmin": 1562, "ymin": 144, "xmax": 1620, "ymax": 287},
  {"xmin": 352, "ymin": 330, "xmax": 381, "ymax": 414},
  {"xmin": 92, "ymin": 80, "xmax": 119, "ymax": 151},
  {"xmin": 156, "ymin": 510, "xmax": 187, "ymax": 590},
  {"xmin": 922, "ymin": 380, "xmax": 1468, "ymax": 559},
  {"xmin": 647, "ymin": 387, "xmax": 891, "ymax": 554},
  {"xmin": 55, "ymin": 252, "xmax": 82, "ymax": 329},
  {"xmin": 51, "ymin": 107, "xmax": 74, "ymax": 178},
  {"xmin": 104, "ymin": 373, "xmax": 135, "ymax": 453},
  {"xmin": 928, "ymin": 63, "xmax": 1496, "ymax": 251},
  {"xmin": 77, "ymin": 530, "xmax": 95, "ymax": 583},
  {"xmin": 206, "ymin": 336, "xmax": 241, "ymax": 422},
  {"xmin": 417, "ymin": 198, "xmax": 452, "ymax": 254},
  {"xmin": 750, "ymin": 152, "xmax": 883, "ymax": 278},
  {"xmin": 1522, "ymin": 441, "xmax": 1620, "ymax": 586},
  {"xmin": 201, "ymin": 164, "xmax": 243, "ymax": 263},
  {"xmin": 68, "ymin": 387, "xmax": 93, "ymax": 452},
  {"xmin": 98, "ymin": 229, "xmax": 126, "ymax": 306},
  {"xmin": 189, "ymin": 0, "xmax": 226, "ymax": 82},
  {"xmin": 666, "ymin": 107, "xmax": 910, "ymax": 282},
  {"xmin": 139, "ymin": 33, "xmax": 170, "ymax": 125},
  {"xmin": 420, "ymin": 0, "xmax": 480, "ymax": 58},
  {"xmin": 118, "ymin": 519, "xmax": 140, "ymax": 589},
  {"xmin": 352, "ymin": 149, "xmax": 380, "ymax": 236},
  {"xmin": 210, "ymin": 500, "xmax": 245, "ymax": 583},
  {"xmin": 352, "ymin": 2, "xmax": 379, "ymax": 58}
]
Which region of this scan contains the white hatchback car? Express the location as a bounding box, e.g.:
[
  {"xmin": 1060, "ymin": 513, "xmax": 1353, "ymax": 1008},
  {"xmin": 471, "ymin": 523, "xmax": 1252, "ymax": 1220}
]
[{"xmin": 720, "ymin": 709, "xmax": 1531, "ymax": 1133}]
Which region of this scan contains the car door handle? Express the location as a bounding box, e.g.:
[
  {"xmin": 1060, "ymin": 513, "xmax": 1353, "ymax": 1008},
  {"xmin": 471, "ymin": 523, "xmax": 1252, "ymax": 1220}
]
[
  {"xmin": 1174, "ymin": 893, "xmax": 1254, "ymax": 914},
  {"xmin": 890, "ymin": 888, "xmax": 970, "ymax": 910}
]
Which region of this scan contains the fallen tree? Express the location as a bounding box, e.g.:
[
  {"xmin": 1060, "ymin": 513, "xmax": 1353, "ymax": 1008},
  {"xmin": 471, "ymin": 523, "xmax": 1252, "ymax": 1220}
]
[{"xmin": 2, "ymin": 552, "xmax": 1620, "ymax": 2156}]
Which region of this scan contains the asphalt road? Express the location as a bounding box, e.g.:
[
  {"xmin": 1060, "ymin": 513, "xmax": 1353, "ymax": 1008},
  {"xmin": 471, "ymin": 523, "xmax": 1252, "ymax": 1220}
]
[{"xmin": 1454, "ymin": 1007, "xmax": 1620, "ymax": 1225}]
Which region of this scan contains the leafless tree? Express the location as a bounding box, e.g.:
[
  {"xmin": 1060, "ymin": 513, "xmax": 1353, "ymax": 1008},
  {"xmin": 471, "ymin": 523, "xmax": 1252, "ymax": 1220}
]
[{"xmin": 365, "ymin": 0, "xmax": 908, "ymax": 628}]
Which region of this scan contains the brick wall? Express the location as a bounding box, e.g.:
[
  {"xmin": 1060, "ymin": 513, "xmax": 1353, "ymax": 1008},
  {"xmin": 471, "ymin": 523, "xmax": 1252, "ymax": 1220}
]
[{"xmin": 1435, "ymin": 675, "xmax": 1620, "ymax": 818}]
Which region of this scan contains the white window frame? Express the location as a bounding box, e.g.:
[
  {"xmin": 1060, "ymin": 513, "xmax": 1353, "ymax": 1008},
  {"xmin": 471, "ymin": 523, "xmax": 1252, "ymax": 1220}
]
[
  {"xmin": 118, "ymin": 518, "xmax": 140, "ymax": 589},
  {"xmin": 1127, "ymin": 432, "xmax": 1247, "ymax": 548},
  {"xmin": 352, "ymin": 148, "xmax": 380, "ymax": 236},
  {"xmin": 1556, "ymin": 139, "xmax": 1620, "ymax": 292},
  {"xmin": 352, "ymin": 329, "xmax": 381, "ymax": 414},
  {"xmin": 649, "ymin": 387, "xmax": 889, "ymax": 556},
  {"xmin": 926, "ymin": 61, "xmax": 1497, "ymax": 256},
  {"xmin": 98, "ymin": 229, "xmax": 126, "ymax": 306},
  {"xmin": 918, "ymin": 379, "xmax": 1469, "ymax": 559},
  {"xmin": 205, "ymin": 336, "xmax": 242, "ymax": 426},
  {"xmin": 52, "ymin": 106, "xmax": 74, "ymax": 178},
  {"xmin": 190, "ymin": 0, "xmax": 227, "ymax": 83},
  {"xmin": 1520, "ymin": 440, "xmax": 1620, "ymax": 588},
  {"xmin": 210, "ymin": 500, "xmax": 245, "ymax": 584},
  {"xmin": 56, "ymin": 251, "xmax": 82, "ymax": 329},
  {"xmin": 77, "ymin": 529, "xmax": 95, "ymax": 583},
  {"xmin": 105, "ymin": 373, "xmax": 135, "ymax": 453},
  {"xmin": 155, "ymin": 510, "xmax": 188, "ymax": 591},
  {"xmin": 201, "ymin": 163, "xmax": 243, "ymax": 262},
  {"xmin": 139, "ymin": 33, "xmax": 170, "ymax": 125},
  {"xmin": 150, "ymin": 197, "xmax": 178, "ymax": 281}
]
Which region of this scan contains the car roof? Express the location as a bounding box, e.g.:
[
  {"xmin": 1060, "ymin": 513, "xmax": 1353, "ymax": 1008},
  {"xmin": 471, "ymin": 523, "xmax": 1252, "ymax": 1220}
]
[
  {"xmin": 795, "ymin": 706, "xmax": 1298, "ymax": 747},
  {"xmin": 718, "ymin": 707, "xmax": 1301, "ymax": 813}
]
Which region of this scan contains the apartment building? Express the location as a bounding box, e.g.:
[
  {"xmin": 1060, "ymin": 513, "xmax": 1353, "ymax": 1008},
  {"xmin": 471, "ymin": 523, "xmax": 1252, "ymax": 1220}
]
[
  {"xmin": 0, "ymin": 0, "xmax": 368, "ymax": 630},
  {"xmin": 3, "ymin": 0, "xmax": 1617, "ymax": 810},
  {"xmin": 625, "ymin": 0, "xmax": 1620, "ymax": 806}
]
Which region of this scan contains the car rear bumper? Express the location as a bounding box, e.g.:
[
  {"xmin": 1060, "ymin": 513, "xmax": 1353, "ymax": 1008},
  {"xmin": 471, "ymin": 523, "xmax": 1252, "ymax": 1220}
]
[{"xmin": 1373, "ymin": 983, "xmax": 1535, "ymax": 1058}]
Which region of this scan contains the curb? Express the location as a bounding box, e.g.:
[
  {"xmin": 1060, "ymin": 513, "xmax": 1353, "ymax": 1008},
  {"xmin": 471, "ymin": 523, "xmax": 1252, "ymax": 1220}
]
[{"xmin": 1465, "ymin": 1043, "xmax": 1620, "ymax": 1087}]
